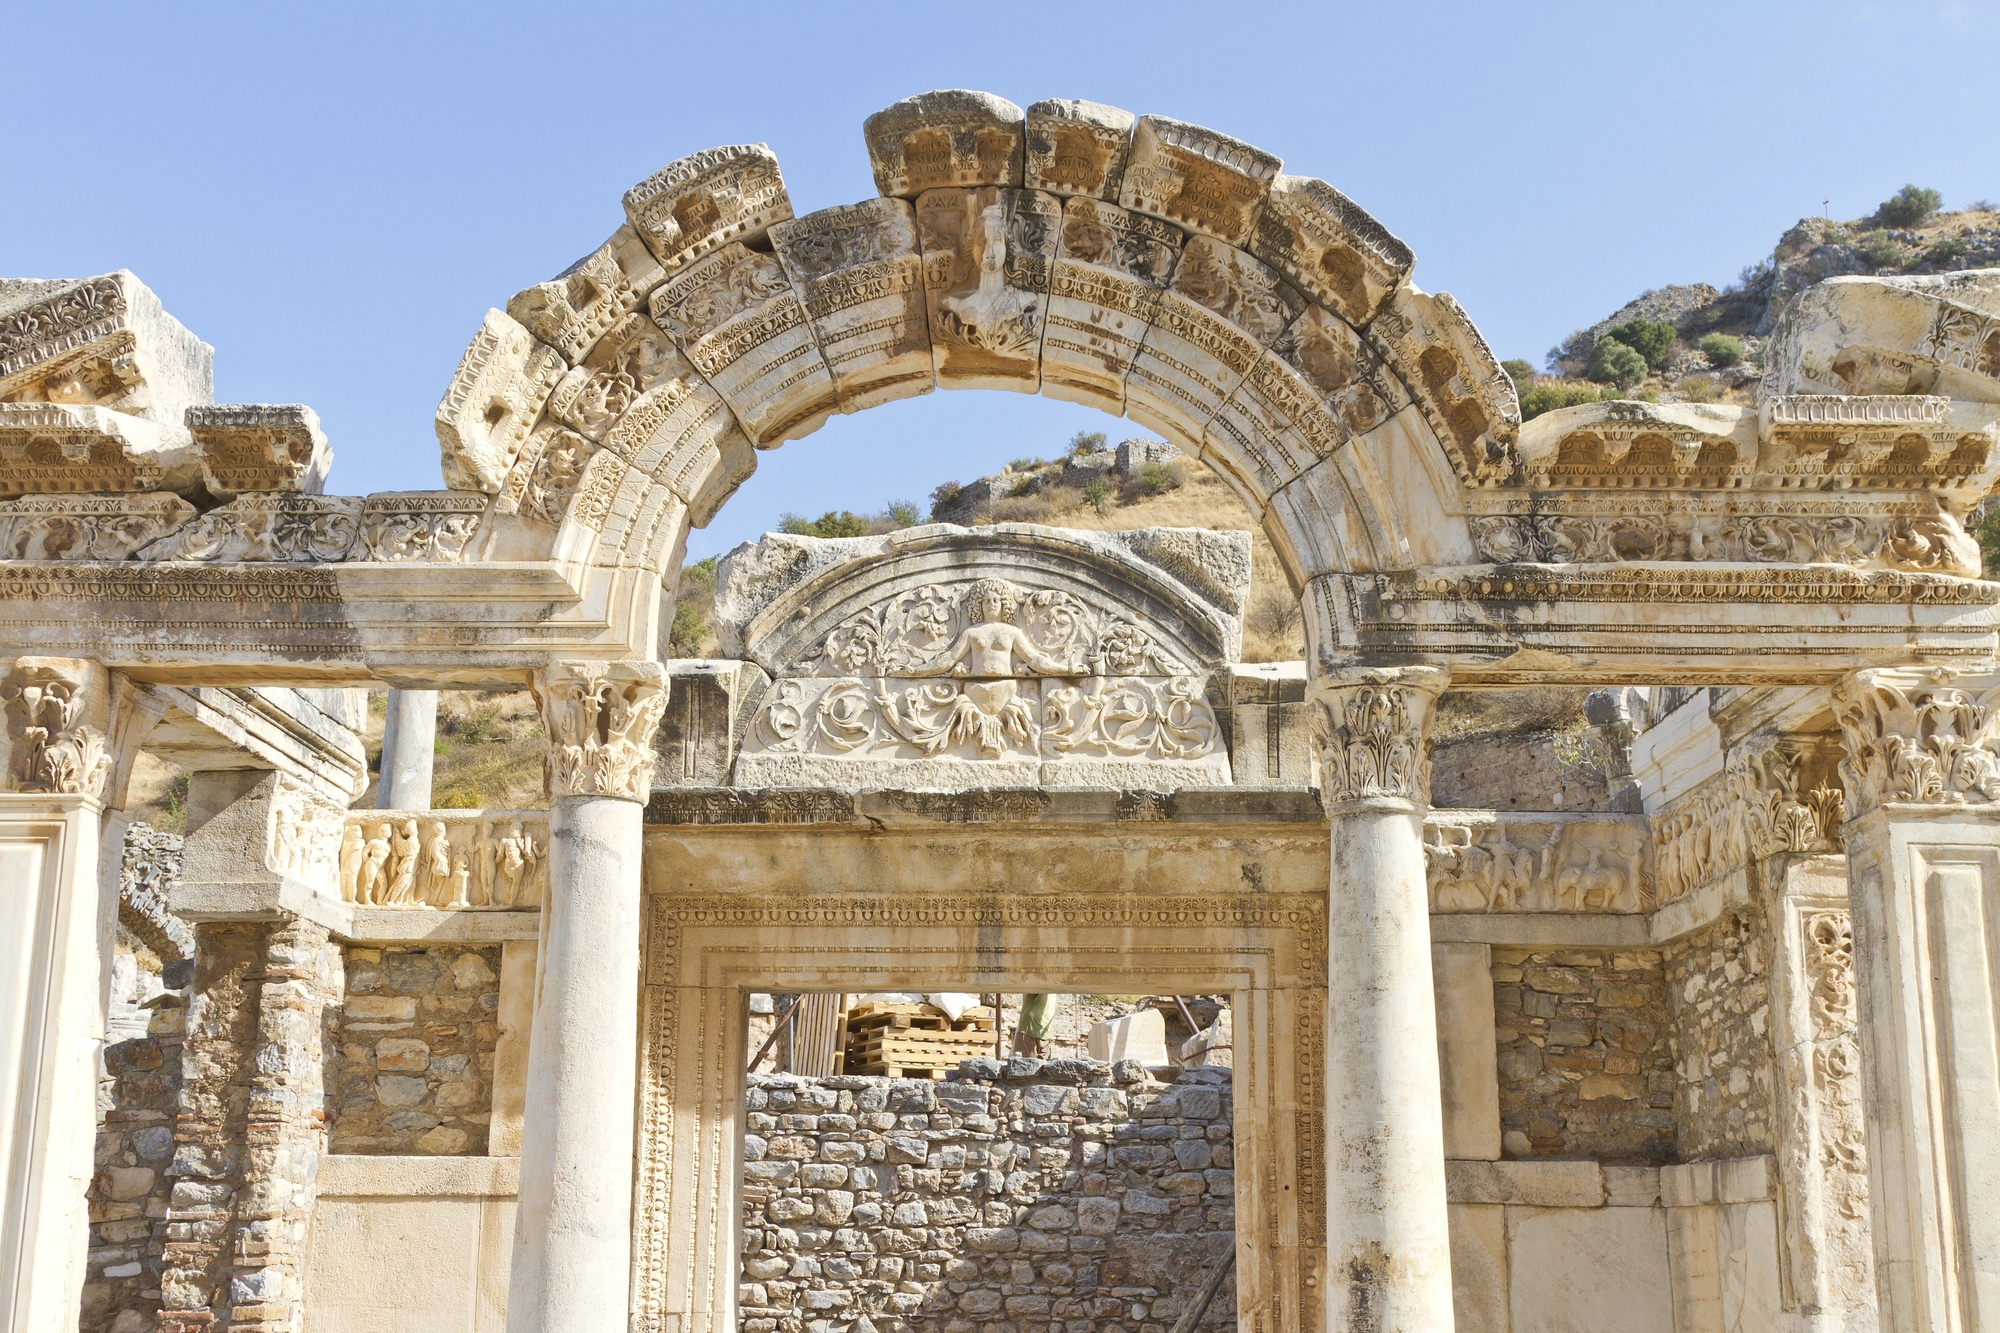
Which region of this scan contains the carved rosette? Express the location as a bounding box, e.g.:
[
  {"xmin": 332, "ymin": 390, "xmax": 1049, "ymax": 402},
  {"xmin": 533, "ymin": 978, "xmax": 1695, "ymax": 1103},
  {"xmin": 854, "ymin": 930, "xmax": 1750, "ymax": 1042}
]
[
  {"xmin": 532, "ymin": 661, "xmax": 669, "ymax": 801},
  {"xmin": 1306, "ymin": 666, "xmax": 1447, "ymax": 812},
  {"xmin": 1835, "ymin": 669, "xmax": 2000, "ymax": 819},
  {"xmin": 2, "ymin": 656, "xmax": 112, "ymax": 797}
]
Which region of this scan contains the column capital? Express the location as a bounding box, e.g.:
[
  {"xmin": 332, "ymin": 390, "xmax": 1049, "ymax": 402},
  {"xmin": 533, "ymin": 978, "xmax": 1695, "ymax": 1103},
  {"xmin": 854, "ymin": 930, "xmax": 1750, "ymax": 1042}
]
[
  {"xmin": 1, "ymin": 656, "xmax": 113, "ymax": 798},
  {"xmin": 1833, "ymin": 665, "xmax": 2000, "ymax": 819},
  {"xmin": 531, "ymin": 660, "xmax": 669, "ymax": 802},
  {"xmin": 1306, "ymin": 665, "xmax": 1449, "ymax": 815}
]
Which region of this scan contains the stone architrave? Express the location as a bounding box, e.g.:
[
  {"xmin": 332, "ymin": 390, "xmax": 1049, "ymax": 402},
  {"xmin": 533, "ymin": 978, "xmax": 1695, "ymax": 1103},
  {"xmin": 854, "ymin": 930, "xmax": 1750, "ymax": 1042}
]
[
  {"xmin": 1833, "ymin": 667, "xmax": 2000, "ymax": 1333},
  {"xmin": 649, "ymin": 243, "xmax": 838, "ymax": 447},
  {"xmin": 1309, "ymin": 664, "xmax": 1457, "ymax": 1333},
  {"xmin": 772, "ymin": 198, "xmax": 935, "ymax": 412},
  {"xmin": 1038, "ymin": 197, "xmax": 1183, "ymax": 412},
  {"xmin": 864, "ymin": 90, "xmax": 1025, "ymax": 198},
  {"xmin": 1119, "ymin": 115, "xmax": 1280, "ymax": 247},
  {"xmin": 1023, "ymin": 98, "xmax": 1135, "ymax": 201},
  {"xmin": 1764, "ymin": 270, "xmax": 2000, "ymax": 404},
  {"xmin": 622, "ymin": 145, "xmax": 793, "ymax": 277},
  {"xmin": 914, "ymin": 186, "xmax": 1059, "ymax": 392},
  {"xmin": 0, "ymin": 493, "xmax": 194, "ymax": 561},
  {"xmin": 1251, "ymin": 174, "xmax": 1414, "ymax": 327},
  {"xmin": 1125, "ymin": 235, "xmax": 1305, "ymax": 444},
  {"xmin": 185, "ymin": 403, "xmax": 330, "ymax": 499},
  {"xmin": 508, "ymin": 661, "xmax": 666, "ymax": 1333}
]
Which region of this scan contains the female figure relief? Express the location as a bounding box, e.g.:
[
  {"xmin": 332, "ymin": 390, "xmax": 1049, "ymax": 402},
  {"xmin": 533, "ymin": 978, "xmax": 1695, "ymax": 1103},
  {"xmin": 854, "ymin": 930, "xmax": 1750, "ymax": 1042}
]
[{"xmin": 900, "ymin": 580, "xmax": 1070, "ymax": 757}]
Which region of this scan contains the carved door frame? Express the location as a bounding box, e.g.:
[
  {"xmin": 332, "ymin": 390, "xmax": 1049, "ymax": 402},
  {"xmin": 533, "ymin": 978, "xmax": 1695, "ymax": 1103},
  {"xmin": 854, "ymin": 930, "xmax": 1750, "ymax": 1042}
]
[{"xmin": 631, "ymin": 884, "xmax": 1327, "ymax": 1333}]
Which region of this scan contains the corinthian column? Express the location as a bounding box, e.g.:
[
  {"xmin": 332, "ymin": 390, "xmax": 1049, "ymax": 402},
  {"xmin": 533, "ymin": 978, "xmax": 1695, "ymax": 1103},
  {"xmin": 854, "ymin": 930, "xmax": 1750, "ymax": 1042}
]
[
  {"xmin": 1308, "ymin": 665, "xmax": 1455, "ymax": 1333},
  {"xmin": 1834, "ymin": 668, "xmax": 2000, "ymax": 1333},
  {"xmin": 508, "ymin": 661, "xmax": 667, "ymax": 1333}
]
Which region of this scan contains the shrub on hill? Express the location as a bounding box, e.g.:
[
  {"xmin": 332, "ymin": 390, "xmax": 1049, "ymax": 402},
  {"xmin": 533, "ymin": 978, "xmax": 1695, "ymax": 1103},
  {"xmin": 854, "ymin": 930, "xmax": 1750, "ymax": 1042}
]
[
  {"xmin": 1520, "ymin": 381, "xmax": 1615, "ymax": 421},
  {"xmin": 1877, "ymin": 184, "xmax": 1942, "ymax": 228},
  {"xmin": 1605, "ymin": 319, "xmax": 1676, "ymax": 370},
  {"xmin": 1587, "ymin": 338, "xmax": 1648, "ymax": 388},
  {"xmin": 1697, "ymin": 333, "xmax": 1743, "ymax": 367}
]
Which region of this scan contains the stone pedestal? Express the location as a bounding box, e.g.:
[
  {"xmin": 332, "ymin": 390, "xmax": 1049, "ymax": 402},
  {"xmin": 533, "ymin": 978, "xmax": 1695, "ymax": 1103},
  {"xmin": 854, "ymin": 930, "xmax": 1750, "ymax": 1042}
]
[
  {"xmin": 378, "ymin": 688, "xmax": 438, "ymax": 809},
  {"xmin": 507, "ymin": 662, "xmax": 666, "ymax": 1333},
  {"xmin": 1835, "ymin": 670, "xmax": 2000, "ymax": 1333},
  {"xmin": 1310, "ymin": 666, "xmax": 1456, "ymax": 1333}
]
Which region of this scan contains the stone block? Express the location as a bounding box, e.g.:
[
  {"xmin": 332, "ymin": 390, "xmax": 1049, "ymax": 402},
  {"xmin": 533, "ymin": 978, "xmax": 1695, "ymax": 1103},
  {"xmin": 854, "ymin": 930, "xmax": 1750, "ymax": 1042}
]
[
  {"xmin": 1085, "ymin": 1010, "xmax": 1168, "ymax": 1067},
  {"xmin": 1037, "ymin": 198, "xmax": 1181, "ymax": 411},
  {"xmin": 1119, "ymin": 116, "xmax": 1280, "ymax": 246},
  {"xmin": 0, "ymin": 402, "xmax": 200, "ymax": 500},
  {"xmin": 1604, "ymin": 1165, "xmax": 1661, "ymax": 1208},
  {"xmin": 1716, "ymin": 1154, "xmax": 1774, "ymax": 1204},
  {"xmin": 0, "ymin": 270, "xmax": 213, "ymax": 425},
  {"xmin": 1433, "ymin": 942, "xmax": 1501, "ymax": 1161},
  {"xmin": 650, "ymin": 243, "xmax": 837, "ymax": 447},
  {"xmin": 1446, "ymin": 1160, "xmax": 1603, "ymax": 1208},
  {"xmin": 373, "ymin": 1038, "xmax": 429, "ymax": 1072},
  {"xmin": 1024, "ymin": 99, "xmax": 1135, "ymax": 201},
  {"xmin": 185, "ymin": 404, "xmax": 329, "ymax": 498},
  {"xmin": 1448, "ymin": 1203, "xmax": 1509, "ymax": 1333},
  {"xmin": 772, "ymin": 197, "xmax": 933, "ymax": 413},
  {"xmin": 1250, "ymin": 174, "xmax": 1412, "ymax": 327},
  {"xmin": 622, "ymin": 145, "xmax": 791, "ymax": 275},
  {"xmin": 1125, "ymin": 237, "xmax": 1303, "ymax": 444},
  {"xmin": 433, "ymin": 307, "xmax": 566, "ymax": 493},
  {"xmin": 865, "ymin": 90, "xmax": 1025, "ymax": 198},
  {"xmin": 655, "ymin": 660, "xmax": 768, "ymax": 787},
  {"xmin": 1507, "ymin": 1206, "xmax": 1672, "ymax": 1333}
]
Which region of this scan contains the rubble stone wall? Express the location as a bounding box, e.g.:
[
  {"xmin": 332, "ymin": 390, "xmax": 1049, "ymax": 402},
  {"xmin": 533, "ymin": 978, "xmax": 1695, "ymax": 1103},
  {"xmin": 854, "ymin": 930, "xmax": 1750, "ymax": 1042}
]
[
  {"xmin": 740, "ymin": 1060, "xmax": 1235, "ymax": 1333},
  {"xmin": 1492, "ymin": 947, "xmax": 1676, "ymax": 1162},
  {"xmin": 328, "ymin": 945, "xmax": 502, "ymax": 1155},
  {"xmin": 84, "ymin": 999, "xmax": 187, "ymax": 1331},
  {"xmin": 1665, "ymin": 901, "xmax": 1776, "ymax": 1160}
]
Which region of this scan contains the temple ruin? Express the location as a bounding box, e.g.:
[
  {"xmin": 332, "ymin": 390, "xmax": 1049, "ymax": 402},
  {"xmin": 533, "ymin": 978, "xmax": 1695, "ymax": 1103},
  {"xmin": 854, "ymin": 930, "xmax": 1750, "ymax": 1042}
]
[{"xmin": 5, "ymin": 88, "xmax": 2000, "ymax": 1333}]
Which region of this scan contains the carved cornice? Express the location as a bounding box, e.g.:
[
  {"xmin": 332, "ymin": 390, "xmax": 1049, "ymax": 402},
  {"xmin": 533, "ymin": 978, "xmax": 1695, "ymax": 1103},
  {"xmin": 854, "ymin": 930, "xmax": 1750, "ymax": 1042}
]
[
  {"xmin": 1, "ymin": 656, "xmax": 111, "ymax": 796},
  {"xmin": 1306, "ymin": 665, "xmax": 1447, "ymax": 812},
  {"xmin": 1835, "ymin": 669, "xmax": 2000, "ymax": 817},
  {"xmin": 532, "ymin": 660, "xmax": 668, "ymax": 801}
]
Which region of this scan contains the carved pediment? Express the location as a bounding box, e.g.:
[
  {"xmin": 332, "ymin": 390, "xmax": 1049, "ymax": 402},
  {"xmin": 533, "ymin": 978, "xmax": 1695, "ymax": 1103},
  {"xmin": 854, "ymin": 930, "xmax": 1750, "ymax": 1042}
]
[{"xmin": 717, "ymin": 523, "xmax": 1249, "ymax": 789}]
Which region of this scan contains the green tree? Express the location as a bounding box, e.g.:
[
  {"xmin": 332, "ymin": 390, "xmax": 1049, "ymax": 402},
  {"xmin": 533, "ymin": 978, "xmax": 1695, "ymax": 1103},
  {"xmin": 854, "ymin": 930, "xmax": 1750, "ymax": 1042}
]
[
  {"xmin": 1605, "ymin": 319, "xmax": 1676, "ymax": 371},
  {"xmin": 1520, "ymin": 382, "xmax": 1613, "ymax": 421},
  {"xmin": 1069, "ymin": 430, "xmax": 1108, "ymax": 456},
  {"xmin": 779, "ymin": 510, "xmax": 871, "ymax": 538},
  {"xmin": 1877, "ymin": 184, "xmax": 1943, "ymax": 227},
  {"xmin": 885, "ymin": 499, "xmax": 921, "ymax": 527},
  {"xmin": 1860, "ymin": 230, "xmax": 1910, "ymax": 269},
  {"xmin": 1500, "ymin": 358, "xmax": 1536, "ymax": 396},
  {"xmin": 667, "ymin": 601, "xmax": 708, "ymax": 655},
  {"xmin": 1082, "ymin": 477, "xmax": 1110, "ymax": 516},
  {"xmin": 1587, "ymin": 338, "xmax": 1648, "ymax": 388},
  {"xmin": 1696, "ymin": 333, "xmax": 1743, "ymax": 368}
]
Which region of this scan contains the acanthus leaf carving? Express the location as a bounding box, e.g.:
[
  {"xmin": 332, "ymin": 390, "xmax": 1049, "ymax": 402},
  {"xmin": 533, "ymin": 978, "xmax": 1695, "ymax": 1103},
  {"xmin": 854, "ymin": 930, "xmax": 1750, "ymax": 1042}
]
[
  {"xmin": 1652, "ymin": 741, "xmax": 1844, "ymax": 905},
  {"xmin": 1305, "ymin": 667, "xmax": 1446, "ymax": 810},
  {"xmin": 1835, "ymin": 670, "xmax": 2000, "ymax": 816},
  {"xmin": 2, "ymin": 656, "xmax": 111, "ymax": 796},
  {"xmin": 533, "ymin": 660, "xmax": 668, "ymax": 801}
]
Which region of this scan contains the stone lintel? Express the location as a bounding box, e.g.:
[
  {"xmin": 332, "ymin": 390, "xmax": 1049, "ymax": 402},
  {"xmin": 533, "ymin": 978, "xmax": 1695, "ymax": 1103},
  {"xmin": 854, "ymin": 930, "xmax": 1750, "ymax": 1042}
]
[{"xmin": 641, "ymin": 784, "xmax": 1326, "ymax": 827}]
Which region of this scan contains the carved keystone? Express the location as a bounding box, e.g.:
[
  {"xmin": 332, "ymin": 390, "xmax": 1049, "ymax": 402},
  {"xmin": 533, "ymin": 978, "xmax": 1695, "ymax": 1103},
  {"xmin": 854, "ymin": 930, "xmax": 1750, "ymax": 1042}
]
[
  {"xmin": 1251, "ymin": 174, "xmax": 1413, "ymax": 327},
  {"xmin": 865, "ymin": 90, "xmax": 1025, "ymax": 199}
]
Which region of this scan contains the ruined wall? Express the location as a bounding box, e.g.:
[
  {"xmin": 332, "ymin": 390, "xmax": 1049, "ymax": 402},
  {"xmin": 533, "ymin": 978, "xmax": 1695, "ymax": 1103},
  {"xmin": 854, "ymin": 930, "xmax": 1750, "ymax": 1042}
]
[
  {"xmin": 1492, "ymin": 948, "xmax": 1675, "ymax": 1161},
  {"xmin": 1664, "ymin": 903, "xmax": 1776, "ymax": 1160},
  {"xmin": 83, "ymin": 996, "xmax": 187, "ymax": 1332},
  {"xmin": 328, "ymin": 945, "xmax": 501, "ymax": 1155},
  {"xmin": 741, "ymin": 1060, "xmax": 1234, "ymax": 1333}
]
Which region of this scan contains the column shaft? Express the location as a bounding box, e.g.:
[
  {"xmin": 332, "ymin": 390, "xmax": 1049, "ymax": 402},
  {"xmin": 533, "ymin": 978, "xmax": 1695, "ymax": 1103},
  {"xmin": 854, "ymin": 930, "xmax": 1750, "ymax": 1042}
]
[
  {"xmin": 507, "ymin": 660, "xmax": 666, "ymax": 1333},
  {"xmin": 1312, "ymin": 668, "xmax": 1455, "ymax": 1333},
  {"xmin": 378, "ymin": 688, "xmax": 438, "ymax": 809}
]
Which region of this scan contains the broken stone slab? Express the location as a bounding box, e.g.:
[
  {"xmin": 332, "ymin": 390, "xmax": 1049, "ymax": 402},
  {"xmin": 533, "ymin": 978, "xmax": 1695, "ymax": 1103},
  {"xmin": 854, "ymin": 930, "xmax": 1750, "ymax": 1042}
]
[
  {"xmin": 1764, "ymin": 269, "xmax": 2000, "ymax": 404},
  {"xmin": 136, "ymin": 493, "xmax": 362, "ymax": 562},
  {"xmin": 621, "ymin": 145, "xmax": 792, "ymax": 276},
  {"xmin": 0, "ymin": 270, "xmax": 213, "ymax": 425},
  {"xmin": 186, "ymin": 404, "xmax": 330, "ymax": 498},
  {"xmin": 1119, "ymin": 115, "xmax": 1280, "ymax": 247},
  {"xmin": 1038, "ymin": 197, "xmax": 1183, "ymax": 411},
  {"xmin": 1023, "ymin": 99, "xmax": 1135, "ymax": 201},
  {"xmin": 352, "ymin": 492, "xmax": 487, "ymax": 562},
  {"xmin": 0, "ymin": 401, "xmax": 199, "ymax": 498},
  {"xmin": 1758, "ymin": 393, "xmax": 2000, "ymax": 500},
  {"xmin": 506, "ymin": 225, "xmax": 667, "ymax": 363},
  {"xmin": 1368, "ymin": 286, "xmax": 1519, "ymax": 486},
  {"xmin": 434, "ymin": 308, "xmax": 567, "ymax": 494},
  {"xmin": 915, "ymin": 186, "xmax": 1059, "ymax": 392},
  {"xmin": 1251, "ymin": 173, "xmax": 1414, "ymax": 327},
  {"xmin": 0, "ymin": 493, "xmax": 195, "ymax": 559},
  {"xmin": 865, "ymin": 90, "xmax": 1025, "ymax": 198}
]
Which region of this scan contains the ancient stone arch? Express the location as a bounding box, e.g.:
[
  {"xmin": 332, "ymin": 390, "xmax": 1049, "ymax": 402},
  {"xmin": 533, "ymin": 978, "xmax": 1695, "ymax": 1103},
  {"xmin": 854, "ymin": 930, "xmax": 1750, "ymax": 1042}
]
[{"xmin": 5, "ymin": 86, "xmax": 2000, "ymax": 1333}]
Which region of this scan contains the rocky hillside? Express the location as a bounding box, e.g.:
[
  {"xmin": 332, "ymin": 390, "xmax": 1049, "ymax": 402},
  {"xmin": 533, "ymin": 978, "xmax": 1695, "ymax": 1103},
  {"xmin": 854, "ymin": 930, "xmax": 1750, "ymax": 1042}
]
[{"xmin": 1515, "ymin": 189, "xmax": 1999, "ymax": 421}]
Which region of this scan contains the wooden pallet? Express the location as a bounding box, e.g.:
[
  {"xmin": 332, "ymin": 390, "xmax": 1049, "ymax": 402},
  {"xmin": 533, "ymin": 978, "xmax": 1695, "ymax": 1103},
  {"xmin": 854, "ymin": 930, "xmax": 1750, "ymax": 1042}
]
[
  {"xmin": 845, "ymin": 1026, "xmax": 995, "ymax": 1079},
  {"xmin": 847, "ymin": 1002, "xmax": 995, "ymax": 1033}
]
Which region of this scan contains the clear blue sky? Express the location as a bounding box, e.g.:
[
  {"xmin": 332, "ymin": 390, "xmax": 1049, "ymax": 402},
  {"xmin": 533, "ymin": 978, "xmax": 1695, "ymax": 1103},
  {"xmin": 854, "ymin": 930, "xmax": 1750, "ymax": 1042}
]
[{"xmin": 6, "ymin": 1, "xmax": 1995, "ymax": 560}]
